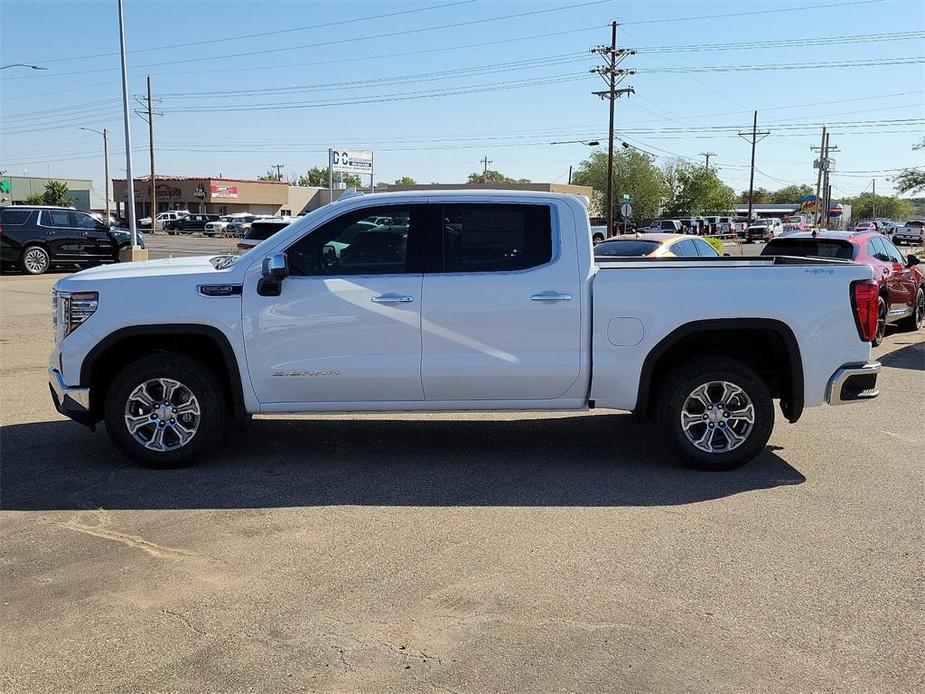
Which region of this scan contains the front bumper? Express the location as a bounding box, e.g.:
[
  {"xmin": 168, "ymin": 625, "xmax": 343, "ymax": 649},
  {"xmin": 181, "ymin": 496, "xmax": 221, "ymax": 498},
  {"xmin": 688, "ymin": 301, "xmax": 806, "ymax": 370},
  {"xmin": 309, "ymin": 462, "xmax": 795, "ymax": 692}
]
[
  {"xmin": 826, "ymin": 361, "xmax": 880, "ymax": 405},
  {"xmin": 49, "ymin": 368, "xmax": 95, "ymax": 426}
]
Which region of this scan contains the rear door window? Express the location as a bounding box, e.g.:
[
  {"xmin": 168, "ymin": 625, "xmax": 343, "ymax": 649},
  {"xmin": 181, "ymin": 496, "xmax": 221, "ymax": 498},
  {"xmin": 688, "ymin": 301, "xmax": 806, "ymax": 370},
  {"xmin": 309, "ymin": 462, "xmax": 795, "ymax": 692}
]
[
  {"xmin": 439, "ymin": 204, "xmax": 552, "ymax": 273},
  {"xmin": 674, "ymin": 239, "xmax": 699, "ymax": 257},
  {"xmin": 867, "ymin": 237, "xmax": 891, "ymax": 261},
  {"xmin": 881, "ymin": 238, "xmax": 905, "ymax": 263},
  {"xmin": 0, "ymin": 209, "xmax": 31, "ymax": 225},
  {"xmin": 694, "ymin": 239, "xmax": 720, "ymax": 257},
  {"xmin": 41, "ymin": 210, "xmax": 72, "ymax": 228}
]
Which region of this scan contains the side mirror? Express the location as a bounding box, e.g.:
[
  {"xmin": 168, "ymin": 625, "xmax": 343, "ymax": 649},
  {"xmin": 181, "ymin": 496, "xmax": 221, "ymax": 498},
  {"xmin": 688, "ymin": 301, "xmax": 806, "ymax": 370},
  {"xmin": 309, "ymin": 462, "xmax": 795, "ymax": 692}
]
[
  {"xmin": 907, "ymin": 254, "xmax": 921, "ymax": 267},
  {"xmin": 257, "ymin": 253, "xmax": 289, "ymax": 296}
]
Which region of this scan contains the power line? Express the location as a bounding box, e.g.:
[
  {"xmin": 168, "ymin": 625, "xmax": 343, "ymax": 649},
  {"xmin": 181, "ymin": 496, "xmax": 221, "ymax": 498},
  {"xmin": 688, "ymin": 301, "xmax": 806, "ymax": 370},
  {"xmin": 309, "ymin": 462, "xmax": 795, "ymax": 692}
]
[
  {"xmin": 158, "ymin": 52, "xmax": 590, "ymax": 98},
  {"xmin": 32, "ymin": 0, "xmax": 483, "ymax": 64},
  {"xmin": 637, "ymin": 56, "xmax": 925, "ymax": 73},
  {"xmin": 639, "ymin": 30, "xmax": 925, "ymax": 53},
  {"xmin": 160, "ymin": 73, "xmax": 591, "ymax": 114},
  {"xmin": 2, "ymin": 0, "xmax": 611, "ymax": 79},
  {"xmin": 622, "ymin": 0, "xmax": 885, "ymax": 25}
]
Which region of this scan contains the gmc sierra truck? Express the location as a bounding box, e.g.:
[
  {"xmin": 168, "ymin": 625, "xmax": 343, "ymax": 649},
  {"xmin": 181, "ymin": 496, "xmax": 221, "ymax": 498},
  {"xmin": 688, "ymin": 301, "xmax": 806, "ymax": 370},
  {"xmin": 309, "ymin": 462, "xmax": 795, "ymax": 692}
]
[{"xmin": 49, "ymin": 190, "xmax": 882, "ymax": 470}]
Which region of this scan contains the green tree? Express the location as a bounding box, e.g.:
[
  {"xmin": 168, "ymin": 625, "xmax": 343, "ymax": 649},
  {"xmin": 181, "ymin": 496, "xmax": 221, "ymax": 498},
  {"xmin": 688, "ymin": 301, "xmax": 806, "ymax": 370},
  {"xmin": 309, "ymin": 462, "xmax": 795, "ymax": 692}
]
[
  {"xmin": 36, "ymin": 180, "xmax": 72, "ymax": 206},
  {"xmin": 295, "ymin": 166, "xmax": 362, "ymax": 188},
  {"xmin": 739, "ymin": 187, "xmax": 771, "ymax": 204},
  {"xmin": 895, "ymin": 137, "xmax": 925, "ymax": 194},
  {"xmin": 258, "ymin": 168, "xmax": 283, "ymax": 182},
  {"xmin": 768, "ymin": 184, "xmax": 814, "ymax": 204},
  {"xmin": 394, "ymin": 176, "xmax": 417, "ymax": 185},
  {"xmin": 571, "ymin": 149, "xmax": 668, "ymax": 221},
  {"xmin": 467, "ymin": 169, "xmax": 524, "ymax": 184},
  {"xmin": 846, "ymin": 194, "xmax": 912, "ymax": 221},
  {"xmin": 662, "ymin": 163, "xmax": 736, "ymax": 216},
  {"xmin": 24, "ymin": 192, "xmax": 45, "ymax": 204}
]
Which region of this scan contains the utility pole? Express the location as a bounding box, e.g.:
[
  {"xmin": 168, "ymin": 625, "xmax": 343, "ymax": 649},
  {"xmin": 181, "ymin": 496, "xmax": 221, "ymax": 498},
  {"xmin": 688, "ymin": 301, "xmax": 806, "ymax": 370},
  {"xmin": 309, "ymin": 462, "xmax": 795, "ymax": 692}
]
[
  {"xmin": 568, "ymin": 165, "xmax": 573, "ymax": 185},
  {"xmin": 699, "ymin": 152, "xmax": 716, "ymax": 169},
  {"xmin": 271, "ymin": 163, "xmax": 285, "ymax": 180},
  {"xmin": 592, "ymin": 21, "xmax": 635, "ymax": 239},
  {"xmin": 102, "ymin": 129, "xmax": 110, "ymax": 225},
  {"xmin": 146, "ymin": 76, "xmax": 155, "ymax": 225},
  {"xmin": 737, "ymin": 111, "xmax": 770, "ymax": 224},
  {"xmin": 821, "ymin": 136, "xmax": 838, "ymax": 228},
  {"xmin": 812, "ymin": 126, "xmax": 826, "ymax": 227},
  {"xmin": 134, "ymin": 76, "xmax": 162, "ymax": 223},
  {"xmin": 78, "ymin": 126, "xmax": 110, "ymax": 224},
  {"xmin": 480, "ymin": 156, "xmax": 492, "ymax": 176},
  {"xmin": 872, "ymin": 177, "xmax": 876, "ymax": 219}
]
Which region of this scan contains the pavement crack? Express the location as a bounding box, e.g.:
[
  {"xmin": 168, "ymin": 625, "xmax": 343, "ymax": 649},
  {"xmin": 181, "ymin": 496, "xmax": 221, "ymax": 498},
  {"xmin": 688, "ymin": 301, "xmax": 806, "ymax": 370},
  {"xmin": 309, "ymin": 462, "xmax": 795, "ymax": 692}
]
[
  {"xmin": 61, "ymin": 510, "xmax": 199, "ymax": 560},
  {"xmin": 161, "ymin": 608, "xmax": 207, "ymax": 636}
]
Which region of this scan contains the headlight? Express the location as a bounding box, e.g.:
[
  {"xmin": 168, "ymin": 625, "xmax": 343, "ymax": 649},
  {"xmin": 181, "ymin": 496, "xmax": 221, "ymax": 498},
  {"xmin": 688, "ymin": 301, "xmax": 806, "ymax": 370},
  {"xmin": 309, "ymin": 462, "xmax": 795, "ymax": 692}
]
[{"xmin": 52, "ymin": 290, "xmax": 98, "ymax": 338}]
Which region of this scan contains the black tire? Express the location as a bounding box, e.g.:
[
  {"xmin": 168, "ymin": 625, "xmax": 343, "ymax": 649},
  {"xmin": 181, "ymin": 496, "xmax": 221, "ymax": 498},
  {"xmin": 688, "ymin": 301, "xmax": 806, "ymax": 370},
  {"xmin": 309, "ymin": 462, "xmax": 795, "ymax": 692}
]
[
  {"xmin": 657, "ymin": 356, "xmax": 774, "ymax": 471},
  {"xmin": 872, "ymin": 295, "xmax": 887, "ymax": 347},
  {"xmin": 898, "ymin": 286, "xmax": 924, "ymax": 332},
  {"xmin": 20, "ymin": 245, "xmax": 51, "ymax": 275},
  {"xmin": 104, "ymin": 353, "xmax": 227, "ymax": 468}
]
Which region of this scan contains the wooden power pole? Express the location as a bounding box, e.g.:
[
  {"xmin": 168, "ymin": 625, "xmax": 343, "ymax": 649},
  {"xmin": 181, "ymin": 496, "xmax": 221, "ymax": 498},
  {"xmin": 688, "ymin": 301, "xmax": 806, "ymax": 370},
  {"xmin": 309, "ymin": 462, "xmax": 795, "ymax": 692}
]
[{"xmin": 592, "ymin": 21, "xmax": 635, "ymax": 238}]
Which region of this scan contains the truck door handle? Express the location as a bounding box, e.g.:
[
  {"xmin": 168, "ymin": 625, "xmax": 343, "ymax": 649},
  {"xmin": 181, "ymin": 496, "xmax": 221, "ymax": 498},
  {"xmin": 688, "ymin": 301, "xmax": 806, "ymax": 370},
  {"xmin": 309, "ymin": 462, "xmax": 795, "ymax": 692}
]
[
  {"xmin": 371, "ymin": 294, "xmax": 414, "ymax": 304},
  {"xmin": 531, "ymin": 292, "xmax": 573, "ymax": 302}
]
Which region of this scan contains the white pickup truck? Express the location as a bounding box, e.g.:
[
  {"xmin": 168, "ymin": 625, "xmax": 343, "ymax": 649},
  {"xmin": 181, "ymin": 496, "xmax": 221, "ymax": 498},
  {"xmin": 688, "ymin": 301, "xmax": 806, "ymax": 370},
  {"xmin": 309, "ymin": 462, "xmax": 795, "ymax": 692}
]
[{"xmin": 49, "ymin": 190, "xmax": 882, "ymax": 471}]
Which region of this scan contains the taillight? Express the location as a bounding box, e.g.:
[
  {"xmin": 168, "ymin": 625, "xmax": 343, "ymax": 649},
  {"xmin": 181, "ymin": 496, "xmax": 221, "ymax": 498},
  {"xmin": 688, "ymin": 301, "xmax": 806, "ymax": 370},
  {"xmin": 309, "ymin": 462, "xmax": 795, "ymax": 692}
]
[{"xmin": 850, "ymin": 280, "xmax": 879, "ymax": 342}]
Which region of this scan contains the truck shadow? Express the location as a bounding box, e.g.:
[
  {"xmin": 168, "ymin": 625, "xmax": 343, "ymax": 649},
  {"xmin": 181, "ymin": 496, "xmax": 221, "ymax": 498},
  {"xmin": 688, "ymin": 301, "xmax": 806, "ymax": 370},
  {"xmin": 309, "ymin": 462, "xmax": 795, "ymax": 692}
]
[
  {"xmin": 0, "ymin": 414, "xmax": 805, "ymax": 511},
  {"xmin": 877, "ymin": 339, "xmax": 924, "ymax": 371}
]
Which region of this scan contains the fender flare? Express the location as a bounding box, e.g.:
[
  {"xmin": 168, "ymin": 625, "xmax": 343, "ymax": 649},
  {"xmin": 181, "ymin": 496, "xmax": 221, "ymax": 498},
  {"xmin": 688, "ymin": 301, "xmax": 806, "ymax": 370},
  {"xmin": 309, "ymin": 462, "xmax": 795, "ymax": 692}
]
[
  {"xmin": 635, "ymin": 318, "xmax": 805, "ymax": 423},
  {"xmin": 79, "ymin": 324, "xmax": 247, "ymax": 424}
]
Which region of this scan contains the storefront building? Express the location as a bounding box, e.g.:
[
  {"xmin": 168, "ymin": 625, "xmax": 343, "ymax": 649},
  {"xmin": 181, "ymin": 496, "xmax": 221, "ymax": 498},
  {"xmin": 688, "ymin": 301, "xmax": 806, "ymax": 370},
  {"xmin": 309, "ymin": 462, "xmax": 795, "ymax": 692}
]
[
  {"xmin": 1, "ymin": 176, "xmax": 92, "ymax": 211},
  {"xmin": 112, "ymin": 176, "xmax": 324, "ymax": 220}
]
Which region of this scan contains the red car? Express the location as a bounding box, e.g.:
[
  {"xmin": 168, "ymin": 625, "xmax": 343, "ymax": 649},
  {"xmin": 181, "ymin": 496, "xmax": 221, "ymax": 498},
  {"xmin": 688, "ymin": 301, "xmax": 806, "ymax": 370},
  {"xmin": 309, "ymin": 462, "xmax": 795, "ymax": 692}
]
[{"xmin": 761, "ymin": 231, "xmax": 924, "ymax": 346}]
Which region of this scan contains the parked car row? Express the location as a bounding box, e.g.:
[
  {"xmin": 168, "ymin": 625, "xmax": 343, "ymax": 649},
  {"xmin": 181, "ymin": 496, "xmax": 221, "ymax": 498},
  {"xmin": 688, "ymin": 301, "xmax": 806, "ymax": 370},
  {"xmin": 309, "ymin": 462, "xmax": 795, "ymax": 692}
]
[{"xmin": 646, "ymin": 216, "xmax": 740, "ymax": 236}]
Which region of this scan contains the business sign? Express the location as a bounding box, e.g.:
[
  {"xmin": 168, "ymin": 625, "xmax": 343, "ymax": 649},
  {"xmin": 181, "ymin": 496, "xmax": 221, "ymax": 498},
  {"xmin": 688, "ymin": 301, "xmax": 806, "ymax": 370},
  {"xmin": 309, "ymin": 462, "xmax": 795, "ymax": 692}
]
[
  {"xmin": 329, "ymin": 148, "xmax": 374, "ymax": 175},
  {"xmin": 210, "ymin": 184, "xmax": 238, "ymax": 199},
  {"xmin": 0, "ymin": 178, "xmax": 11, "ymax": 195}
]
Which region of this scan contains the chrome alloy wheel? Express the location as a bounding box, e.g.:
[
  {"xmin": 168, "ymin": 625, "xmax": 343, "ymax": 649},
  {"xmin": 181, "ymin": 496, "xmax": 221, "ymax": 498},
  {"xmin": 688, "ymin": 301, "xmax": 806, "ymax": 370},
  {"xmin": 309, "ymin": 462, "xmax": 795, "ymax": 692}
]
[
  {"xmin": 23, "ymin": 247, "xmax": 49, "ymax": 274},
  {"xmin": 680, "ymin": 380, "xmax": 755, "ymax": 454},
  {"xmin": 124, "ymin": 378, "xmax": 201, "ymax": 452}
]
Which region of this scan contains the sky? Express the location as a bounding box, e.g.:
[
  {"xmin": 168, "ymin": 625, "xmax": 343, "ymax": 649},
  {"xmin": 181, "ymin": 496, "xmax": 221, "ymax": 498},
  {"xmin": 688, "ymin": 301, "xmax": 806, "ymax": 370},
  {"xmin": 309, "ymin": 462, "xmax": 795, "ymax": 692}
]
[{"xmin": 1, "ymin": 0, "xmax": 923, "ymax": 202}]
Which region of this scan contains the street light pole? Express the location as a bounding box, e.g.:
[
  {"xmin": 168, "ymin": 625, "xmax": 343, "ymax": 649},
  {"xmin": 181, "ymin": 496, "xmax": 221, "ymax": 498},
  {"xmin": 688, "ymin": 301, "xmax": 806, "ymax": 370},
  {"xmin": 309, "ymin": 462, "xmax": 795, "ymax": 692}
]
[
  {"xmin": 78, "ymin": 127, "xmax": 111, "ymax": 224},
  {"xmin": 0, "ymin": 63, "xmax": 47, "ymax": 71},
  {"xmin": 117, "ymin": 0, "xmax": 138, "ymax": 250}
]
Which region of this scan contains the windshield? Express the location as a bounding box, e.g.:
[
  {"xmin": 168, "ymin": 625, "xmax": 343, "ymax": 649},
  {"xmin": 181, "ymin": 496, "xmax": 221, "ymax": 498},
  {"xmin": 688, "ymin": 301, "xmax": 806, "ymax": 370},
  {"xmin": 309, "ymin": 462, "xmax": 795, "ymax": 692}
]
[
  {"xmin": 594, "ymin": 239, "xmax": 661, "ymax": 257},
  {"xmin": 761, "ymin": 239, "xmax": 856, "ymax": 260}
]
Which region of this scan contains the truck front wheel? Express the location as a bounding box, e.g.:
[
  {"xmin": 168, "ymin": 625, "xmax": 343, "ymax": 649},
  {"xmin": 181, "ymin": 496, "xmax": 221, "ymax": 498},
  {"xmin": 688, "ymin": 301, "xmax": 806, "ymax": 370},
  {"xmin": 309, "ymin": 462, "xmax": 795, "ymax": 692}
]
[
  {"xmin": 657, "ymin": 357, "xmax": 774, "ymax": 471},
  {"xmin": 104, "ymin": 354, "xmax": 227, "ymax": 468}
]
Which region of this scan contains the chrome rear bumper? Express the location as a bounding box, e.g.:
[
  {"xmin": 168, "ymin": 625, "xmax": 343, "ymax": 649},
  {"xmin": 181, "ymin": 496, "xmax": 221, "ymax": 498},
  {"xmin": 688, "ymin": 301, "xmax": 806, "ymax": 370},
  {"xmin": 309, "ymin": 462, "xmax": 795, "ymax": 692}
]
[{"xmin": 826, "ymin": 362, "xmax": 880, "ymax": 405}]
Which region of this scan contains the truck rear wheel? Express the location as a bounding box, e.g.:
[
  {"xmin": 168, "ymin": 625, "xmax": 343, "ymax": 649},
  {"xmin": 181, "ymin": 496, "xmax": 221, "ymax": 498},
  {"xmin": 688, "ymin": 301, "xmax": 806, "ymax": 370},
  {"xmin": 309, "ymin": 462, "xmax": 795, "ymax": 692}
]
[
  {"xmin": 657, "ymin": 357, "xmax": 774, "ymax": 471},
  {"xmin": 104, "ymin": 354, "xmax": 226, "ymax": 468}
]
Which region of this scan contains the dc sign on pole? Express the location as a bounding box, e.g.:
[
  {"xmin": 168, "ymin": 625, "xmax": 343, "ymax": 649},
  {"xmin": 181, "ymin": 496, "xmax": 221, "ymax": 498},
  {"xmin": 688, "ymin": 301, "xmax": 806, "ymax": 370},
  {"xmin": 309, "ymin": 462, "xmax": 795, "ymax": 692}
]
[{"xmin": 328, "ymin": 148, "xmax": 375, "ymax": 199}]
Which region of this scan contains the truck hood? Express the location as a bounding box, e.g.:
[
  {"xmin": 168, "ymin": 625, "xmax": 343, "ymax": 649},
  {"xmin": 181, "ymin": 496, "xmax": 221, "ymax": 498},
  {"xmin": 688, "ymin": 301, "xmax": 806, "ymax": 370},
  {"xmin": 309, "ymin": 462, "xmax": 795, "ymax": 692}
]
[{"xmin": 56, "ymin": 255, "xmax": 240, "ymax": 286}]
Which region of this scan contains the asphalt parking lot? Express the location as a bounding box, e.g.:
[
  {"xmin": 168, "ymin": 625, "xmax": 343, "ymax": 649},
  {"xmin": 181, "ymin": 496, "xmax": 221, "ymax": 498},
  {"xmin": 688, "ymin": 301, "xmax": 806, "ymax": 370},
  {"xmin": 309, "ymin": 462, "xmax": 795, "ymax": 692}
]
[{"xmin": 1, "ymin": 245, "xmax": 923, "ymax": 693}]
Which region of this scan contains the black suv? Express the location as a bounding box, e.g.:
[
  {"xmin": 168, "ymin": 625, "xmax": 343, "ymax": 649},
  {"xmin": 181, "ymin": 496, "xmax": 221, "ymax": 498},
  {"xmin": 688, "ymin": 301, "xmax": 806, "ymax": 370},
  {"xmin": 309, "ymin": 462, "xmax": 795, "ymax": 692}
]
[
  {"xmin": 165, "ymin": 213, "xmax": 220, "ymax": 234},
  {"xmin": 0, "ymin": 205, "xmax": 139, "ymax": 275}
]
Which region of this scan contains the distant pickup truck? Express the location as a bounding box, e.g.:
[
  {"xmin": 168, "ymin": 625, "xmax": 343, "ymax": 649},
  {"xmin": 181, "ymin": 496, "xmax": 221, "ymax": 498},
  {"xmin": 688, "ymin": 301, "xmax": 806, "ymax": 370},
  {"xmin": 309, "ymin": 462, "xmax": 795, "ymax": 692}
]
[{"xmin": 49, "ymin": 191, "xmax": 881, "ymax": 471}]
